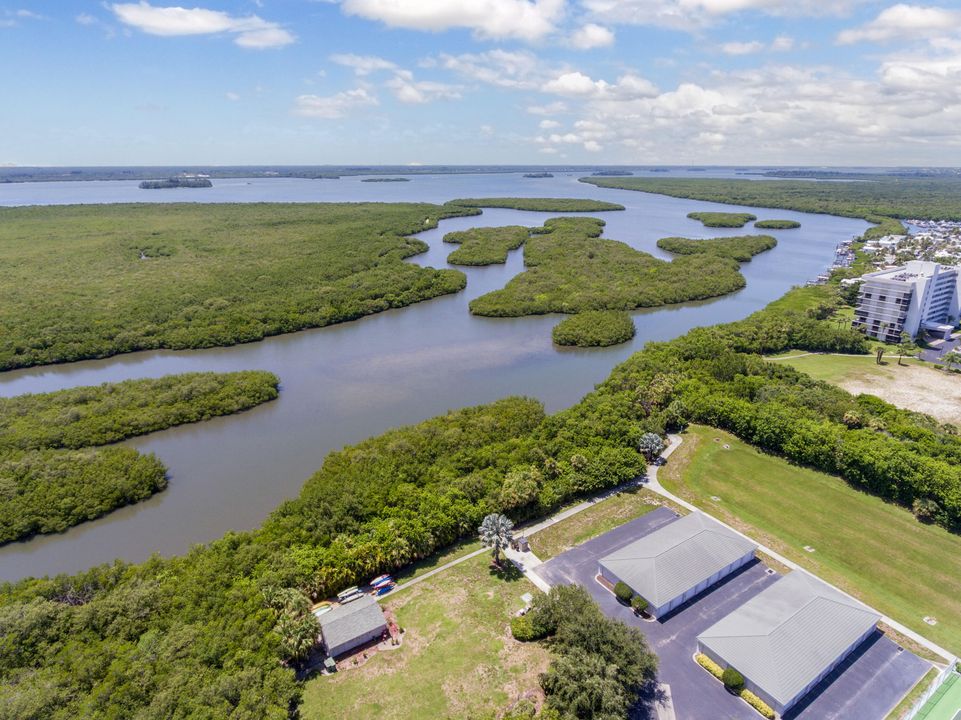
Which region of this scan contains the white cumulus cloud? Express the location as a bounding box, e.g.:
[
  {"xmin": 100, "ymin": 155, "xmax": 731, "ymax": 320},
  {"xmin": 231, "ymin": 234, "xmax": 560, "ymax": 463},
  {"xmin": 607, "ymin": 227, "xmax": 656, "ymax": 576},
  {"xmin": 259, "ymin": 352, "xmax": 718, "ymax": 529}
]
[
  {"xmin": 570, "ymin": 23, "xmax": 615, "ymax": 49},
  {"xmin": 542, "ymin": 70, "xmax": 658, "ymax": 99},
  {"xmin": 720, "ymin": 40, "xmax": 765, "ymax": 55},
  {"xmin": 110, "ymin": 1, "xmax": 295, "ymax": 48},
  {"xmin": 292, "ymin": 88, "xmax": 378, "ymax": 119},
  {"xmin": 331, "ymin": 53, "xmax": 398, "ymax": 75},
  {"xmin": 340, "ymin": 0, "xmax": 565, "ymax": 41},
  {"xmin": 386, "ymin": 73, "xmax": 462, "ymax": 103},
  {"xmin": 837, "ymin": 4, "xmax": 961, "ymax": 45},
  {"xmin": 582, "ymin": 0, "xmax": 870, "ymax": 31}
]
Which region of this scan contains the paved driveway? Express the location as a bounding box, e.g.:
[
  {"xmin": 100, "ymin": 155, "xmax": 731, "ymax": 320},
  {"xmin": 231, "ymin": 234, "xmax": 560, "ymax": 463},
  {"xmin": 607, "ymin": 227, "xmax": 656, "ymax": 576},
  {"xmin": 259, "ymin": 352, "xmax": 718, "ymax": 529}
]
[
  {"xmin": 787, "ymin": 630, "xmax": 929, "ymax": 720},
  {"xmin": 534, "ymin": 508, "xmax": 930, "ymax": 720}
]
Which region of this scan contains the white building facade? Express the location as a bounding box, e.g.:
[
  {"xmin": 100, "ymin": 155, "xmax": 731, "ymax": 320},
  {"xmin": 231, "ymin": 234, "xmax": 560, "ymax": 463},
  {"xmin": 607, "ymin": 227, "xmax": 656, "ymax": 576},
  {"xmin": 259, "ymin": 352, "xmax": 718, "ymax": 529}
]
[{"xmin": 854, "ymin": 261, "xmax": 960, "ymax": 341}]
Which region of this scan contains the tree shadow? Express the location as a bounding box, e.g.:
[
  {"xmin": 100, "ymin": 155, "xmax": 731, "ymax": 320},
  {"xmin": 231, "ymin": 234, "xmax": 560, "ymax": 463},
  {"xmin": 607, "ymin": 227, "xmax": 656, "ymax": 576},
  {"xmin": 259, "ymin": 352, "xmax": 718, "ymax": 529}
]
[
  {"xmin": 488, "ymin": 560, "xmax": 524, "ymax": 583},
  {"xmin": 629, "ymin": 680, "xmax": 670, "ymax": 720}
]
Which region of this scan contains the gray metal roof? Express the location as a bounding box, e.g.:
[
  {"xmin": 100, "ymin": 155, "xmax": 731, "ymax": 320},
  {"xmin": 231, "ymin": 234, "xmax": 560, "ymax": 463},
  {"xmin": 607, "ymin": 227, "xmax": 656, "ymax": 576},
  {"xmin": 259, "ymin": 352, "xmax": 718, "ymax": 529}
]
[
  {"xmin": 698, "ymin": 571, "xmax": 880, "ymax": 707},
  {"xmin": 598, "ymin": 512, "xmax": 756, "ymax": 608},
  {"xmin": 319, "ymin": 595, "xmax": 387, "ymax": 651}
]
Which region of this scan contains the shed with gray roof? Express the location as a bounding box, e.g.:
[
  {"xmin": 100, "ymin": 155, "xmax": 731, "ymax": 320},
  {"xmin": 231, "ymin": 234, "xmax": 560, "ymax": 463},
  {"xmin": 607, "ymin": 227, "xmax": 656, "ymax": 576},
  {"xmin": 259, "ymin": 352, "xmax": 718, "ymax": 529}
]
[
  {"xmin": 697, "ymin": 571, "xmax": 881, "ymax": 714},
  {"xmin": 319, "ymin": 595, "xmax": 388, "ymax": 659},
  {"xmin": 598, "ymin": 511, "xmax": 756, "ymax": 617}
]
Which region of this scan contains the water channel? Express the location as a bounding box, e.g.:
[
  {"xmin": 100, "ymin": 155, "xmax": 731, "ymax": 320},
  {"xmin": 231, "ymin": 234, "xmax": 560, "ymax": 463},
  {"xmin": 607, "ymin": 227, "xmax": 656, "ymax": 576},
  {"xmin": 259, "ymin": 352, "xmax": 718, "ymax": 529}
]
[{"xmin": 0, "ymin": 172, "xmax": 868, "ymax": 580}]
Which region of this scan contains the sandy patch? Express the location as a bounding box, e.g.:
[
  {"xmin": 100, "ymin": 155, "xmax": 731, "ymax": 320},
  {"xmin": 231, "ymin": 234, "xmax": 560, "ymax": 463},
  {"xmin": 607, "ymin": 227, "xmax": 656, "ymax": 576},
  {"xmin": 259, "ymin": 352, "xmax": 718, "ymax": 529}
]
[{"xmin": 839, "ymin": 364, "xmax": 961, "ymax": 426}]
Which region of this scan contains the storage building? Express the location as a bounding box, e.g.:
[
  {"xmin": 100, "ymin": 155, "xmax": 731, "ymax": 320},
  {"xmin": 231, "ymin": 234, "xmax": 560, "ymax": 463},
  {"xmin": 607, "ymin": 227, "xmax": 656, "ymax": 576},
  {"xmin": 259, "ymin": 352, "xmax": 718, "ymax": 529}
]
[
  {"xmin": 697, "ymin": 571, "xmax": 880, "ymax": 715},
  {"xmin": 598, "ymin": 512, "xmax": 757, "ymax": 618},
  {"xmin": 319, "ymin": 595, "xmax": 388, "ymax": 659}
]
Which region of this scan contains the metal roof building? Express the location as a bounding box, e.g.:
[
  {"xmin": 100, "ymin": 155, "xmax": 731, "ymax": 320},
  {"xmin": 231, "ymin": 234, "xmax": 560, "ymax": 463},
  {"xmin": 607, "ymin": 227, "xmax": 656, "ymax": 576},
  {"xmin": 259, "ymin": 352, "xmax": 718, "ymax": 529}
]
[
  {"xmin": 319, "ymin": 595, "xmax": 388, "ymax": 659},
  {"xmin": 697, "ymin": 571, "xmax": 881, "ymax": 714},
  {"xmin": 598, "ymin": 512, "xmax": 757, "ymax": 617}
]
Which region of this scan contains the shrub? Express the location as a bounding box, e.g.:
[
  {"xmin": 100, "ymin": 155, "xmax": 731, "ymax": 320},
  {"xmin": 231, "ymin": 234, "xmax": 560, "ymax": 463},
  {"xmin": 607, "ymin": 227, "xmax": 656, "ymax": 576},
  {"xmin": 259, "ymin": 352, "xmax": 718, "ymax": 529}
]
[
  {"xmin": 722, "ymin": 666, "xmax": 745, "ymax": 693},
  {"xmin": 695, "ymin": 653, "xmax": 724, "ymax": 680},
  {"xmin": 613, "ymin": 581, "xmax": 634, "ymax": 603},
  {"xmin": 510, "ymin": 614, "xmax": 547, "ymax": 642},
  {"xmin": 742, "ymin": 690, "xmax": 776, "ymax": 719},
  {"xmin": 913, "ymin": 497, "xmax": 942, "ymax": 524},
  {"xmin": 631, "ymin": 595, "xmax": 648, "ymax": 614}
]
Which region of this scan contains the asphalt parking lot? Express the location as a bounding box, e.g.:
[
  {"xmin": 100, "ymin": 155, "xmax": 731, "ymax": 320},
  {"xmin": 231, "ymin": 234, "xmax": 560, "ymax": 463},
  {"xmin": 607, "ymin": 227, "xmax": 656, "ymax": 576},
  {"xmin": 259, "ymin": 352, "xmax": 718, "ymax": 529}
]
[{"xmin": 534, "ymin": 507, "xmax": 930, "ymax": 720}]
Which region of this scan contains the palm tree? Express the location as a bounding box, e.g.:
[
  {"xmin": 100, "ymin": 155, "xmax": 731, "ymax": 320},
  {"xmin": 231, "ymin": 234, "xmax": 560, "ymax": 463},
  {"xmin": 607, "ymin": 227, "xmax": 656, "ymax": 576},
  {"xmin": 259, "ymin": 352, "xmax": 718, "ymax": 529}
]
[
  {"xmin": 896, "ymin": 332, "xmax": 914, "ymax": 366},
  {"xmin": 277, "ymin": 612, "xmax": 320, "ymax": 663},
  {"xmin": 638, "ymin": 432, "xmax": 665, "ymax": 462},
  {"xmin": 944, "ymin": 349, "xmax": 961, "ymax": 371},
  {"xmin": 478, "ymin": 513, "xmax": 513, "ymax": 564}
]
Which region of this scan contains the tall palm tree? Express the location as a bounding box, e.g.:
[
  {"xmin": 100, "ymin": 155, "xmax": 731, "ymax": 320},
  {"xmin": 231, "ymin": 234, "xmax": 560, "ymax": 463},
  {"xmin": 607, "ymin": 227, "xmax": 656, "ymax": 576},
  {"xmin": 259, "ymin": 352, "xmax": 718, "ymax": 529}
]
[{"xmin": 478, "ymin": 513, "xmax": 514, "ymax": 564}]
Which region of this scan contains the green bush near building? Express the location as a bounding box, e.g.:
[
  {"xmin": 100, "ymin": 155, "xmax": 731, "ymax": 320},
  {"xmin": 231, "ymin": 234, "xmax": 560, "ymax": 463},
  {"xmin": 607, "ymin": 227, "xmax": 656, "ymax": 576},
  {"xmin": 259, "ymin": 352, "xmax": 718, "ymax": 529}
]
[
  {"xmin": 722, "ymin": 666, "xmax": 745, "ymax": 692},
  {"xmin": 613, "ymin": 581, "xmax": 634, "ymax": 603}
]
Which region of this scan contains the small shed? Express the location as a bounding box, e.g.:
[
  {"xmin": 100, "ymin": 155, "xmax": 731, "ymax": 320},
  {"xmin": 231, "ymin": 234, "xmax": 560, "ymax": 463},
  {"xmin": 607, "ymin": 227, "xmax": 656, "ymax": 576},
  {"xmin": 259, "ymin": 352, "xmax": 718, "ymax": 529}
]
[
  {"xmin": 598, "ymin": 512, "xmax": 756, "ymax": 617},
  {"xmin": 319, "ymin": 595, "xmax": 388, "ymax": 659}
]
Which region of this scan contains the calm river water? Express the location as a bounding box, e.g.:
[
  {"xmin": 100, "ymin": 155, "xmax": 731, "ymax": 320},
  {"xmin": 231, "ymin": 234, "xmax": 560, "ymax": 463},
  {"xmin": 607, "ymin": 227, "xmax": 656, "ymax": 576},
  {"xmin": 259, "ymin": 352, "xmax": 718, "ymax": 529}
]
[{"xmin": 0, "ymin": 173, "xmax": 868, "ymax": 580}]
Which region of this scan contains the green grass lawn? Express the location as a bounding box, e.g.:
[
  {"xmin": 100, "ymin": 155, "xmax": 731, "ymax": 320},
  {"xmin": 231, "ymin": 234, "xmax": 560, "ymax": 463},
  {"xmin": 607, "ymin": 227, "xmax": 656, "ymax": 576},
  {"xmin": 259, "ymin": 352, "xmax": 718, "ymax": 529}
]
[
  {"xmin": 767, "ymin": 351, "xmax": 919, "ymax": 384},
  {"xmin": 661, "ymin": 425, "xmax": 961, "ymax": 655},
  {"xmin": 301, "ymin": 553, "xmax": 548, "ymax": 720},
  {"xmin": 528, "ymin": 487, "xmax": 666, "ymax": 560},
  {"xmin": 391, "ymin": 538, "xmax": 483, "ymax": 585}
]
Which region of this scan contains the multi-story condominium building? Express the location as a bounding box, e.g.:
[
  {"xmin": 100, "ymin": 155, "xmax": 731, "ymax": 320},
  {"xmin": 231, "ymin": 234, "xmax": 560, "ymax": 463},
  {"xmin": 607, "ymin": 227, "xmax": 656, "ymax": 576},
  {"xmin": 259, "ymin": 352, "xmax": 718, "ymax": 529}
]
[{"xmin": 853, "ymin": 261, "xmax": 960, "ymax": 341}]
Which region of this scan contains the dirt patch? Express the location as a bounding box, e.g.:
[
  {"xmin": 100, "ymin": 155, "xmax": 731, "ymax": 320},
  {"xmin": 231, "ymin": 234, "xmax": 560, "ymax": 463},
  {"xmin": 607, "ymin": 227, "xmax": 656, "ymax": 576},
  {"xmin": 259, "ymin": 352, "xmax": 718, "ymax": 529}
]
[{"xmin": 839, "ymin": 364, "xmax": 961, "ymax": 426}]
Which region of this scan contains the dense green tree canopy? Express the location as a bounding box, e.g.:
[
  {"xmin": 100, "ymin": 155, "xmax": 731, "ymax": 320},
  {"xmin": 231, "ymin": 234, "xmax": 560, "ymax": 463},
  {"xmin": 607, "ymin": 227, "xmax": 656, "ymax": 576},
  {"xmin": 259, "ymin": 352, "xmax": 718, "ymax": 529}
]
[
  {"xmin": 444, "ymin": 225, "xmax": 530, "ymax": 265},
  {"xmin": 0, "ymin": 371, "xmax": 278, "ymax": 544},
  {"xmin": 551, "ymin": 311, "xmax": 636, "ymax": 347},
  {"xmin": 656, "ymin": 234, "xmax": 776, "ymax": 262},
  {"xmin": 470, "ymin": 217, "xmax": 749, "ymax": 318},
  {"xmin": 0, "ymin": 202, "xmax": 478, "ymax": 371},
  {"xmin": 686, "ymin": 211, "xmax": 757, "ymax": 228}
]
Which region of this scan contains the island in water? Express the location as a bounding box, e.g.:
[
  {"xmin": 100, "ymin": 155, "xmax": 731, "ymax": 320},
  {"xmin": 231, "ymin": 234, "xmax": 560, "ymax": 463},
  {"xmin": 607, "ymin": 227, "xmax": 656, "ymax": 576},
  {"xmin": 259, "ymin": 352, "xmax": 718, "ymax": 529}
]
[
  {"xmin": 361, "ymin": 177, "xmax": 410, "ymax": 182},
  {"xmin": 139, "ymin": 176, "xmax": 212, "ymax": 189},
  {"xmin": 523, "ymin": 172, "xmax": 554, "ymax": 178}
]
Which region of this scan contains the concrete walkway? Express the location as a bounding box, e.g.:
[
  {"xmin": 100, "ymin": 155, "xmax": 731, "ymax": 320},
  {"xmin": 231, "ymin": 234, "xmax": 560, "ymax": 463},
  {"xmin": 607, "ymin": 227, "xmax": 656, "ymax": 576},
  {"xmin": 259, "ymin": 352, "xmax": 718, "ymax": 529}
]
[
  {"xmin": 646, "ymin": 434, "xmax": 957, "ymax": 667},
  {"xmin": 388, "ymin": 547, "xmax": 489, "ymax": 596},
  {"xmin": 389, "ymin": 480, "xmax": 642, "ymax": 597}
]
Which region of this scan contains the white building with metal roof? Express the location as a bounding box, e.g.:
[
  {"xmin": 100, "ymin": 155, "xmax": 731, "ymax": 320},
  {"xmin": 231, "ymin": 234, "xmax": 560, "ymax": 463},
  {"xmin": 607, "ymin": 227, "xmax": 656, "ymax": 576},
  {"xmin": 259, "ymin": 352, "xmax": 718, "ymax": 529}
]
[
  {"xmin": 319, "ymin": 595, "xmax": 388, "ymax": 659},
  {"xmin": 598, "ymin": 512, "xmax": 757, "ymax": 618},
  {"xmin": 697, "ymin": 571, "xmax": 881, "ymax": 715}
]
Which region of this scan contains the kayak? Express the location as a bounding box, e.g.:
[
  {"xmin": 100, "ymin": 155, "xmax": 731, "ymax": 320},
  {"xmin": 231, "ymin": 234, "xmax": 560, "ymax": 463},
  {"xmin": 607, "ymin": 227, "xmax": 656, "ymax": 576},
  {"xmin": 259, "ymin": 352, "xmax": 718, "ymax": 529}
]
[{"xmin": 370, "ymin": 574, "xmax": 392, "ymax": 586}]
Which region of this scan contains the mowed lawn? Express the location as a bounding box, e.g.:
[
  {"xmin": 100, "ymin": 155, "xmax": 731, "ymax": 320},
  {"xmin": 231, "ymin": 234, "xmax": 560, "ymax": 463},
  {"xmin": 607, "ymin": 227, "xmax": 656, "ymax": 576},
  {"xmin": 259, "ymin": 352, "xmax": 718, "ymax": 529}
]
[
  {"xmin": 661, "ymin": 425, "xmax": 961, "ymax": 655},
  {"xmin": 301, "ymin": 553, "xmax": 548, "ymax": 720},
  {"xmin": 766, "ymin": 352, "xmax": 961, "ymax": 426},
  {"xmin": 767, "ymin": 351, "xmax": 920, "ymax": 383}
]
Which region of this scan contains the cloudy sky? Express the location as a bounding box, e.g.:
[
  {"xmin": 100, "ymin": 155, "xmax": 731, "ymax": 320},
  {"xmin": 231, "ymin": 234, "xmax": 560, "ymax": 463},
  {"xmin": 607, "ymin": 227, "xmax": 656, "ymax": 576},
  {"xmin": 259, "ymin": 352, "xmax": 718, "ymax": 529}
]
[{"xmin": 2, "ymin": 0, "xmax": 960, "ymax": 165}]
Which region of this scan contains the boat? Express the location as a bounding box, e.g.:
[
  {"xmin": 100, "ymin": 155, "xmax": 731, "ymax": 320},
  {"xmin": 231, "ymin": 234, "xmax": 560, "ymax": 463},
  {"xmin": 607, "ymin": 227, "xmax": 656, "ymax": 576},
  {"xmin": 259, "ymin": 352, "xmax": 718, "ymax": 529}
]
[
  {"xmin": 369, "ymin": 574, "xmax": 392, "ymax": 586},
  {"xmin": 312, "ymin": 602, "xmax": 333, "ymax": 617},
  {"xmin": 374, "ymin": 583, "xmax": 395, "ymax": 596},
  {"xmin": 371, "ymin": 576, "xmax": 394, "ymax": 589}
]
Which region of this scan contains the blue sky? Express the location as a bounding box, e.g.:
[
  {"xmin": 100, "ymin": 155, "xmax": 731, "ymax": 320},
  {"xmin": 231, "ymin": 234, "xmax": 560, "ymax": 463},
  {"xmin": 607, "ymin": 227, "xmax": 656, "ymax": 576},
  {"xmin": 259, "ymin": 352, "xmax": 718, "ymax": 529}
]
[{"xmin": 2, "ymin": 0, "xmax": 960, "ymax": 165}]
